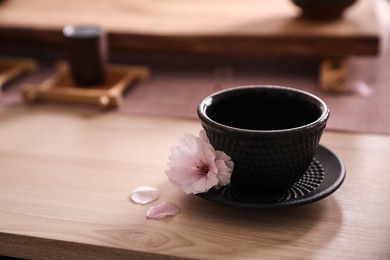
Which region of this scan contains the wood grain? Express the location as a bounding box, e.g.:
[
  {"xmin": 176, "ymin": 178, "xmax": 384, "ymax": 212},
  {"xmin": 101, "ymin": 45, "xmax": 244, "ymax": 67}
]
[
  {"xmin": 0, "ymin": 105, "xmax": 389, "ymax": 259},
  {"xmin": 0, "ymin": 0, "xmax": 379, "ymax": 57}
]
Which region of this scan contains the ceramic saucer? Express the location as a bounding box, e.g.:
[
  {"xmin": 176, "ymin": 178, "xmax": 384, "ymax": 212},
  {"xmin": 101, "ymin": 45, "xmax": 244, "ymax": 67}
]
[{"xmin": 197, "ymin": 145, "xmax": 346, "ymax": 209}]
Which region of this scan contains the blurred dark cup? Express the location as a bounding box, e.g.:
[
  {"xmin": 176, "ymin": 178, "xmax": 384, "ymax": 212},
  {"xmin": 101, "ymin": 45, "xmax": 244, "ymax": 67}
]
[
  {"xmin": 63, "ymin": 25, "xmax": 107, "ymax": 86},
  {"xmin": 291, "ymin": 0, "xmax": 358, "ymax": 20}
]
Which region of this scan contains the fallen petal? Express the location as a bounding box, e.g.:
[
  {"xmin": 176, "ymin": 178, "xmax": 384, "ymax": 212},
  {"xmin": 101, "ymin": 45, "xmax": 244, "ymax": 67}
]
[
  {"xmin": 354, "ymin": 80, "xmax": 373, "ymax": 97},
  {"xmin": 131, "ymin": 186, "xmax": 160, "ymax": 205},
  {"xmin": 146, "ymin": 201, "xmax": 180, "ymax": 219}
]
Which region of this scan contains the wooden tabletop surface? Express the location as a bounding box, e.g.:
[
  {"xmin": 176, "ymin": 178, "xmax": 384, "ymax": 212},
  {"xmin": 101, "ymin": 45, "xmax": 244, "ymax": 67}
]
[
  {"xmin": 0, "ymin": 0, "xmax": 379, "ymax": 57},
  {"xmin": 0, "ymin": 105, "xmax": 389, "ymax": 259}
]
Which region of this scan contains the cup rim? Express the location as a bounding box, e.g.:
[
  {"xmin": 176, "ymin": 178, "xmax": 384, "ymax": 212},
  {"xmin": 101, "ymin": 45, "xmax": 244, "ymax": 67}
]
[
  {"xmin": 63, "ymin": 25, "xmax": 106, "ymax": 39},
  {"xmin": 197, "ymin": 85, "xmax": 330, "ymax": 135}
]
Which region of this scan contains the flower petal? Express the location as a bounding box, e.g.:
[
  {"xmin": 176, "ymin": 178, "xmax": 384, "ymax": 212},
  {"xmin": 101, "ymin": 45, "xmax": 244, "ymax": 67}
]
[
  {"xmin": 166, "ymin": 165, "xmax": 201, "ymax": 185},
  {"xmin": 191, "ymin": 172, "xmax": 219, "ymax": 194},
  {"xmin": 199, "ymin": 129, "xmax": 210, "ymax": 143},
  {"xmin": 146, "ymin": 201, "xmax": 181, "ymax": 219},
  {"xmin": 131, "ymin": 186, "xmax": 160, "ymax": 205},
  {"xmin": 215, "ymin": 160, "xmax": 232, "ymax": 187}
]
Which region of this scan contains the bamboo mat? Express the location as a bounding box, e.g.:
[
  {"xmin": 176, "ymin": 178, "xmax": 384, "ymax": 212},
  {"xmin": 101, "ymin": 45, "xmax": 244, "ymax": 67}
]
[{"xmin": 1, "ymin": 52, "xmax": 389, "ymax": 135}]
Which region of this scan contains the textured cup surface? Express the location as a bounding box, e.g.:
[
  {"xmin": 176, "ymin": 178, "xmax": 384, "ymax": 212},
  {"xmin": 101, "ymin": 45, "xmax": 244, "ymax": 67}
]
[{"xmin": 197, "ymin": 85, "xmax": 329, "ymax": 195}]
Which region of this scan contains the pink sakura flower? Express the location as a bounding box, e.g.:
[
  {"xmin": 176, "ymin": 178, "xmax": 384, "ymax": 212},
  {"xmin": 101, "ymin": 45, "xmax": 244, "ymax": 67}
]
[{"xmin": 165, "ymin": 130, "xmax": 234, "ymax": 194}]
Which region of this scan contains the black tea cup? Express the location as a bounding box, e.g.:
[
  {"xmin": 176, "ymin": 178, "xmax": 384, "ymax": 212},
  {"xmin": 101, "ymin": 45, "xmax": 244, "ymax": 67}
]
[{"xmin": 197, "ymin": 85, "xmax": 330, "ymax": 195}]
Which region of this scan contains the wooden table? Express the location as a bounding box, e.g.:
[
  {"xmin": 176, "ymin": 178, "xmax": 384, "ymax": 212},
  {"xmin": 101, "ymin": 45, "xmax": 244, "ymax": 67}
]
[
  {"xmin": 0, "ymin": 0, "xmax": 380, "ymax": 91},
  {"xmin": 0, "ymin": 105, "xmax": 389, "ymax": 260}
]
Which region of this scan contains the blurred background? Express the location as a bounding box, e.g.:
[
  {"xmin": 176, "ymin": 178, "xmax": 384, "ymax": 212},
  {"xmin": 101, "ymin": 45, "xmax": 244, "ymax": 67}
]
[{"xmin": 0, "ymin": 0, "xmax": 389, "ymax": 134}]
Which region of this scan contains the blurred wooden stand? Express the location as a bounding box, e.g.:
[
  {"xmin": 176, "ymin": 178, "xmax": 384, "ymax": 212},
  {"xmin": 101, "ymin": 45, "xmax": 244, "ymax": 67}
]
[
  {"xmin": 320, "ymin": 58, "xmax": 348, "ymax": 92},
  {"xmin": 21, "ymin": 62, "xmax": 149, "ymax": 109},
  {"xmin": 0, "ymin": 57, "xmax": 37, "ymax": 90}
]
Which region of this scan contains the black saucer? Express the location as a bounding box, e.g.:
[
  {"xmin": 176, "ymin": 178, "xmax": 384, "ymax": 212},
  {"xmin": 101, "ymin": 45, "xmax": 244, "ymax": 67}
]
[{"xmin": 197, "ymin": 145, "xmax": 346, "ymax": 209}]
